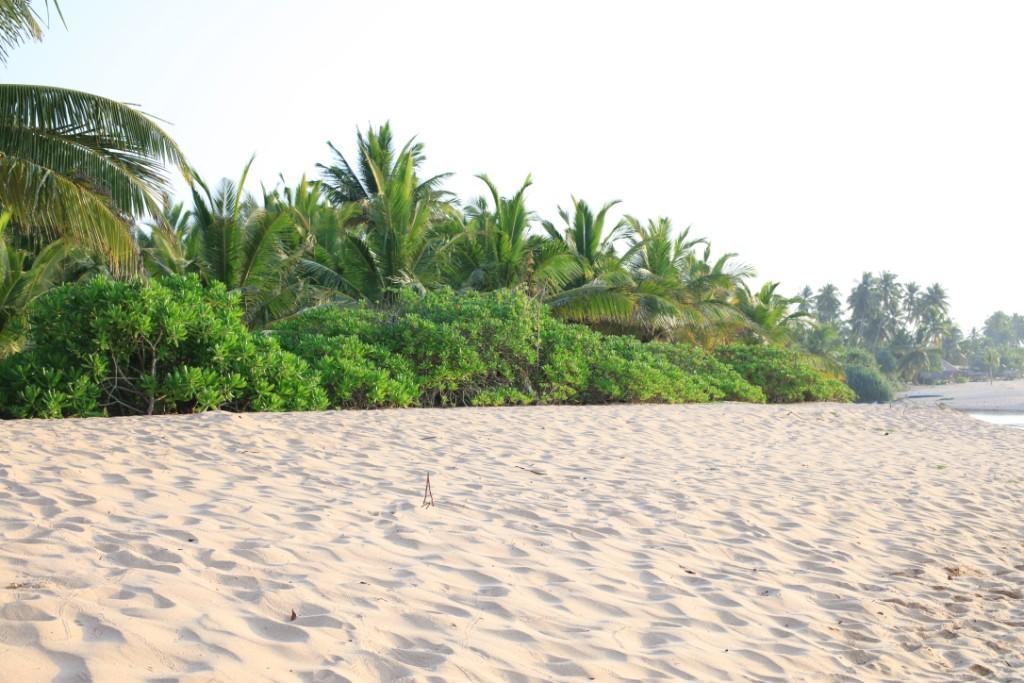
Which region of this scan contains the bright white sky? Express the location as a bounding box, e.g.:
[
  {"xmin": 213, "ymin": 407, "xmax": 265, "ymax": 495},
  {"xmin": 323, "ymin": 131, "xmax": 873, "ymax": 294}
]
[{"xmin": 8, "ymin": 0, "xmax": 1023, "ymax": 330}]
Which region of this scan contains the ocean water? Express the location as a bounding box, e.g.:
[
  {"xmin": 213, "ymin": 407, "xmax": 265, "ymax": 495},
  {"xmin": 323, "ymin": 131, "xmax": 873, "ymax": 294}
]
[{"xmin": 969, "ymin": 412, "xmax": 1024, "ymax": 429}]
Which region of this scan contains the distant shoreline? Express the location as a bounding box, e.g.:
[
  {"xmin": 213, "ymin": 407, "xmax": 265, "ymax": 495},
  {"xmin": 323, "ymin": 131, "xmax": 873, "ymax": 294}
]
[{"xmin": 899, "ymin": 378, "xmax": 1024, "ymax": 413}]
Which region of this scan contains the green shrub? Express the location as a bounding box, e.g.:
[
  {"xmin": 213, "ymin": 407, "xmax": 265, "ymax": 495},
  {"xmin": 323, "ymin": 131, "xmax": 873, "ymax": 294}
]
[
  {"xmin": 275, "ymin": 331, "xmax": 418, "ymax": 408},
  {"xmin": 844, "ymin": 347, "xmax": 879, "ymax": 370},
  {"xmin": 0, "ymin": 276, "xmax": 327, "ymax": 418},
  {"xmin": 279, "ymin": 291, "xmax": 729, "ymax": 408},
  {"xmin": 844, "ymin": 364, "xmax": 895, "ymax": 403},
  {"xmin": 715, "ymin": 343, "xmax": 854, "ymax": 403},
  {"xmin": 647, "ymin": 342, "xmax": 766, "ymax": 403},
  {"xmin": 535, "ymin": 318, "xmax": 710, "ymax": 404},
  {"xmin": 275, "ymin": 288, "xmax": 544, "ymax": 407}
]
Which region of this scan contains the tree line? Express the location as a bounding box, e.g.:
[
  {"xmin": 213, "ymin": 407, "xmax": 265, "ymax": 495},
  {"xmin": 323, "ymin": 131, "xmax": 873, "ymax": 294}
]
[{"xmin": 1, "ymin": 0, "xmax": 1019, "ymax": 409}]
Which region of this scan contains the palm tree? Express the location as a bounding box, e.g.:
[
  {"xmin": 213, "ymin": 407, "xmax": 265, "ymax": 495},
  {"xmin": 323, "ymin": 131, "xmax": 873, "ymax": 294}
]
[
  {"xmin": 848, "ymin": 272, "xmax": 882, "ymax": 349},
  {"xmin": 0, "ymin": 210, "xmax": 71, "ymax": 354},
  {"xmin": 984, "ymin": 347, "xmax": 1000, "ymax": 384},
  {"xmin": 541, "ymin": 197, "xmax": 636, "ymax": 322},
  {"xmin": 877, "ymin": 271, "xmax": 904, "ymax": 342},
  {"xmin": 735, "ymin": 281, "xmax": 811, "ymax": 345},
  {"xmin": 622, "ymin": 219, "xmax": 749, "ymax": 342},
  {"xmin": 0, "ymin": 1, "xmax": 189, "ymax": 270},
  {"xmin": 0, "ymin": 0, "xmax": 57, "ymax": 62},
  {"xmin": 814, "ymin": 283, "xmax": 843, "ymax": 325},
  {"xmin": 898, "ymin": 345, "xmax": 940, "ymax": 382},
  {"xmin": 139, "ymin": 195, "xmax": 192, "ymax": 276},
  {"xmin": 317, "ymin": 122, "xmax": 450, "ymax": 210},
  {"xmin": 903, "ymin": 281, "xmax": 921, "ymax": 328},
  {"xmin": 140, "ymin": 161, "xmax": 319, "ymax": 327},
  {"xmin": 796, "ymin": 285, "xmax": 814, "ymax": 314},
  {"xmin": 446, "ymin": 175, "xmax": 576, "ymax": 293}
]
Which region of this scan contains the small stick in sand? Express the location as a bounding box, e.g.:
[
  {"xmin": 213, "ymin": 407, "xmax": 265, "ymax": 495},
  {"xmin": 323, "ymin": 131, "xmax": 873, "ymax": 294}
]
[{"xmin": 422, "ymin": 473, "xmax": 435, "ymax": 508}]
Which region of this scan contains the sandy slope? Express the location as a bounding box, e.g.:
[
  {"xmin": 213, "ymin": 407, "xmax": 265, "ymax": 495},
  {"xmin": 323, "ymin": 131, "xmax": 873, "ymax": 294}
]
[{"xmin": 0, "ymin": 403, "xmax": 1022, "ymax": 682}]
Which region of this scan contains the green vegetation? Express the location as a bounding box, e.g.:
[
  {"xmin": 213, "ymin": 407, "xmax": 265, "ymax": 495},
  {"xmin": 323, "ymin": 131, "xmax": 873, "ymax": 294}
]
[
  {"xmin": 714, "ymin": 344, "xmax": 855, "ymax": 403},
  {"xmin": 0, "ymin": 2, "xmax": 188, "ymax": 270},
  {"xmin": 0, "ymin": 276, "xmax": 326, "ymax": 418},
  {"xmin": 275, "ymin": 289, "xmax": 766, "ymax": 409},
  {"xmin": 797, "ymin": 273, "xmax": 1024, "ymax": 394},
  {"xmin": 844, "ymin": 364, "xmax": 895, "ymax": 404},
  {"xmin": 17, "ymin": 0, "xmax": 1017, "ymax": 419}
]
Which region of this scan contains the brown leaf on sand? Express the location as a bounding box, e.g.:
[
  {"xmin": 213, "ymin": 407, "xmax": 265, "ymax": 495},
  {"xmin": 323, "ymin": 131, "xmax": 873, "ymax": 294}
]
[{"xmin": 289, "ymin": 609, "xmax": 297, "ymax": 622}]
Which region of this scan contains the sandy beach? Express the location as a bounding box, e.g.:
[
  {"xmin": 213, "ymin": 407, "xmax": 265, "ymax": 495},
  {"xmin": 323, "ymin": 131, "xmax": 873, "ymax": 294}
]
[
  {"xmin": 0, "ymin": 403, "xmax": 1022, "ymax": 682},
  {"xmin": 900, "ymin": 379, "xmax": 1024, "ymax": 413}
]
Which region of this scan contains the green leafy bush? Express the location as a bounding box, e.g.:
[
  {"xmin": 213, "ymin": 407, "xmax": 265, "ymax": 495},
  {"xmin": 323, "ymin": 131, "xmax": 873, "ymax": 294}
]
[
  {"xmin": 278, "ymin": 290, "xmax": 743, "ymax": 408},
  {"xmin": 844, "ymin": 364, "xmax": 895, "ymax": 403},
  {"xmin": 647, "ymin": 342, "xmax": 766, "ymax": 403},
  {"xmin": 715, "ymin": 343, "xmax": 854, "ymax": 403},
  {"xmin": 535, "ymin": 318, "xmax": 711, "ymax": 404},
  {"xmin": 274, "ymin": 330, "xmax": 418, "ymax": 408},
  {"xmin": 0, "ymin": 276, "xmax": 327, "ymax": 418},
  {"xmin": 275, "ymin": 288, "xmax": 544, "ymax": 407}
]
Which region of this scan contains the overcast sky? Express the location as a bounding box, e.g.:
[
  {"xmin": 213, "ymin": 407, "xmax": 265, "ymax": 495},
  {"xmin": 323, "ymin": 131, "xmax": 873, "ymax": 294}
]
[{"xmin": 8, "ymin": 1, "xmax": 1023, "ymax": 329}]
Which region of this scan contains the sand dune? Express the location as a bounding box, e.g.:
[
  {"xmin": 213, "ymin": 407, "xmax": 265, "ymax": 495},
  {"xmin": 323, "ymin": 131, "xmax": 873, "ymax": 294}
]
[{"xmin": 0, "ymin": 403, "xmax": 1022, "ymax": 681}]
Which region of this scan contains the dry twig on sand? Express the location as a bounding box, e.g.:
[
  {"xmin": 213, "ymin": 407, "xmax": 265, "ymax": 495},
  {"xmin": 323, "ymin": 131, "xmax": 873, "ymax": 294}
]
[{"xmin": 422, "ymin": 473, "xmax": 435, "ymax": 508}]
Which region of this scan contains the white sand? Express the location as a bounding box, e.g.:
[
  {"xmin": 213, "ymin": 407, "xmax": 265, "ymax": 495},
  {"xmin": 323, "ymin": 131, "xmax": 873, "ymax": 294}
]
[
  {"xmin": 901, "ymin": 379, "xmax": 1024, "ymax": 412},
  {"xmin": 0, "ymin": 403, "xmax": 1022, "ymax": 682}
]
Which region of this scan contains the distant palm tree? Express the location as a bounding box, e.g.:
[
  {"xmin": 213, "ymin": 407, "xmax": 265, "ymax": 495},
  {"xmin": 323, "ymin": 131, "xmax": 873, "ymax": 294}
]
[
  {"xmin": 877, "ymin": 271, "xmax": 904, "ymax": 342},
  {"xmin": 903, "ymin": 281, "xmax": 921, "ymax": 327},
  {"xmin": 984, "ymin": 347, "xmax": 1000, "ymax": 384},
  {"xmin": 848, "ymin": 272, "xmax": 883, "ymax": 349},
  {"xmin": 140, "ymin": 161, "xmax": 320, "ymax": 326},
  {"xmin": 915, "ymin": 283, "xmax": 951, "ymax": 346},
  {"xmin": 898, "ymin": 345, "xmax": 940, "ymax": 382},
  {"xmin": 0, "ymin": 1, "xmax": 189, "ymax": 270},
  {"xmin": 623, "ymin": 220, "xmax": 748, "ymax": 342},
  {"xmin": 814, "ymin": 283, "xmax": 843, "ymax": 325},
  {"xmin": 796, "ymin": 285, "xmax": 814, "ymax": 314}
]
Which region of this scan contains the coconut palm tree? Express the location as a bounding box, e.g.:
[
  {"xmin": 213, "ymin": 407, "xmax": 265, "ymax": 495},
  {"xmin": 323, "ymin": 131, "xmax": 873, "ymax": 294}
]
[
  {"xmin": 814, "ymin": 283, "xmax": 843, "ymax": 325},
  {"xmin": 848, "ymin": 272, "xmax": 883, "ymax": 349},
  {"xmin": 445, "ymin": 175, "xmax": 577, "ymax": 294},
  {"xmin": 0, "ymin": 210, "xmax": 71, "ymax": 354},
  {"xmin": 735, "ymin": 281, "xmax": 812, "ymax": 345},
  {"xmin": 0, "ymin": 1, "xmax": 189, "ymax": 270},
  {"xmin": 877, "ymin": 271, "xmax": 904, "ymax": 342},
  {"xmin": 915, "ymin": 283, "xmax": 951, "ymax": 346},
  {"xmin": 796, "ymin": 285, "xmax": 814, "ymax": 314},
  {"xmin": 903, "ymin": 281, "xmax": 921, "ymax": 328},
  {"xmin": 317, "ymin": 122, "xmax": 451, "ymax": 210},
  {"xmin": 540, "ymin": 198, "xmax": 639, "ymax": 322},
  {"xmin": 620, "ymin": 219, "xmax": 748, "ymax": 341},
  {"xmin": 310, "ymin": 126, "xmax": 457, "ymax": 303}
]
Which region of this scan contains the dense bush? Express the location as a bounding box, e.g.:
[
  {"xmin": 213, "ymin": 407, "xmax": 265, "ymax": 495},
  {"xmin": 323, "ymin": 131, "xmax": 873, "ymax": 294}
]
[
  {"xmin": 275, "ymin": 330, "xmax": 418, "ymax": 408},
  {"xmin": 536, "ymin": 318, "xmax": 712, "ymax": 404},
  {"xmin": 0, "ymin": 276, "xmax": 327, "ymax": 418},
  {"xmin": 277, "ymin": 290, "xmax": 742, "ymax": 407},
  {"xmin": 844, "ymin": 364, "xmax": 895, "ymax": 403},
  {"xmin": 1, "ymin": 281, "xmax": 851, "ymax": 419},
  {"xmin": 715, "ymin": 343, "xmax": 855, "ymax": 403},
  {"xmin": 647, "ymin": 342, "xmax": 766, "ymax": 403},
  {"xmin": 275, "ymin": 289, "xmax": 543, "ymax": 406}
]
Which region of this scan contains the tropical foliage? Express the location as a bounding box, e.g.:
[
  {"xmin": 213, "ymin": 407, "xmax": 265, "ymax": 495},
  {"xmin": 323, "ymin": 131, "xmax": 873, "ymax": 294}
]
[
  {"xmin": 3, "ymin": 1, "xmax": 1006, "ymax": 419},
  {"xmin": 0, "ymin": 276, "xmax": 327, "ymax": 418}
]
